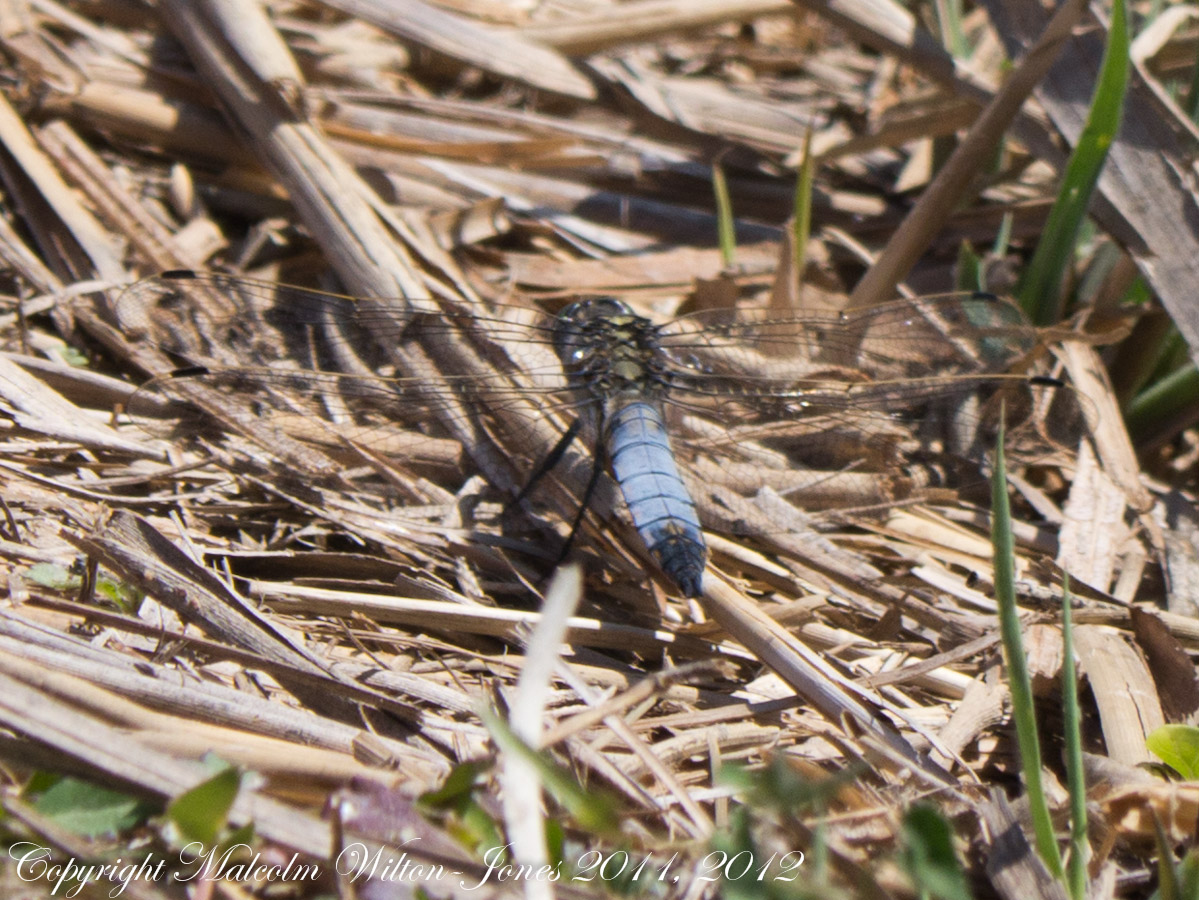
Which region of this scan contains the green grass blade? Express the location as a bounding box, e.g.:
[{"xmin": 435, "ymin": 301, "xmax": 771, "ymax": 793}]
[
  {"xmin": 1074, "ymin": 240, "xmax": 1122, "ymax": 306},
  {"xmin": 1107, "ymin": 282, "xmax": 1170, "ymax": 406},
  {"xmin": 482, "ymin": 708, "xmax": 621, "ymax": 836},
  {"xmin": 934, "ymin": 0, "xmax": 970, "ymax": 59},
  {"xmin": 712, "ymin": 158, "xmax": 736, "ymax": 270},
  {"xmin": 792, "ymin": 127, "xmax": 815, "ymax": 292},
  {"xmin": 956, "ymin": 240, "xmax": 984, "ymax": 292},
  {"xmin": 1184, "ymin": 45, "xmax": 1199, "ymax": 123},
  {"xmin": 1019, "ymin": 0, "xmax": 1129, "ymax": 325},
  {"xmin": 992, "ymin": 421, "xmax": 1064, "ymax": 881},
  {"xmin": 1180, "ymin": 849, "xmax": 1199, "ymax": 900},
  {"xmin": 1060, "ymin": 575, "xmax": 1088, "ymax": 900},
  {"xmin": 1156, "ymin": 816, "xmax": 1181, "ymax": 900},
  {"xmin": 992, "ymin": 210, "xmax": 1014, "ymax": 259},
  {"xmin": 1124, "ymin": 360, "xmax": 1199, "ymax": 443}
]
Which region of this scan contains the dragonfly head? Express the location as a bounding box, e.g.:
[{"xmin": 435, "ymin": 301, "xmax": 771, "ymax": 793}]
[{"xmin": 555, "ymin": 296, "xmax": 636, "ymax": 327}]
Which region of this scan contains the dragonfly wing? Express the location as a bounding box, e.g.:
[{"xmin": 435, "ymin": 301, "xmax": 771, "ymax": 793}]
[
  {"xmin": 657, "ymin": 293, "xmax": 1037, "ymax": 380},
  {"xmin": 115, "ymin": 277, "xmax": 1086, "ymax": 558},
  {"xmin": 115, "ymin": 272, "xmax": 586, "ymax": 496},
  {"xmin": 649, "ymin": 295, "xmax": 1083, "ymax": 535}
]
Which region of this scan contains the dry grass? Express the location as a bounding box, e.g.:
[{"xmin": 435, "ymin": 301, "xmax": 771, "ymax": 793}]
[{"xmin": 0, "ymin": 1, "xmax": 1194, "ymax": 898}]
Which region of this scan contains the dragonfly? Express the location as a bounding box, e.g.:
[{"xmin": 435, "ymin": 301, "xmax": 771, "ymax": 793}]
[{"xmin": 114, "ymin": 270, "xmax": 1082, "ymax": 597}]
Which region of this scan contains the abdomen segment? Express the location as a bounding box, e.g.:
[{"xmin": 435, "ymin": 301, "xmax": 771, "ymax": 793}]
[{"xmin": 606, "ymin": 400, "xmax": 707, "ymax": 596}]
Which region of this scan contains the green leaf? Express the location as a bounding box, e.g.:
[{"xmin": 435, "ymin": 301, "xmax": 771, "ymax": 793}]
[
  {"xmin": 482, "ymin": 710, "xmax": 620, "ymax": 836},
  {"xmin": 901, "ymin": 804, "xmax": 972, "ymax": 900},
  {"xmin": 1147, "ymin": 725, "xmax": 1199, "ymax": 780},
  {"xmin": 420, "ymin": 761, "xmax": 502, "ymax": 854},
  {"xmin": 24, "ymin": 772, "xmax": 61, "ymax": 795},
  {"xmin": 94, "ymin": 576, "xmax": 141, "ymax": 613},
  {"xmin": 166, "ymin": 765, "xmax": 242, "ymax": 846},
  {"xmin": 718, "ymin": 756, "xmax": 863, "ymax": 814},
  {"xmin": 33, "ymin": 777, "xmax": 155, "ymax": 838},
  {"xmin": 1179, "ymin": 849, "xmax": 1199, "ymax": 900},
  {"xmin": 25, "ymin": 563, "xmax": 82, "ymax": 591},
  {"xmin": 708, "ymin": 807, "xmax": 762, "ymax": 900},
  {"xmin": 421, "ymin": 760, "xmax": 487, "ymax": 808},
  {"xmin": 54, "ymin": 345, "xmax": 90, "ymax": 368},
  {"xmin": 1019, "ymin": 0, "xmax": 1129, "ymax": 324},
  {"xmin": 544, "ymin": 818, "xmax": 565, "ymax": 869}
]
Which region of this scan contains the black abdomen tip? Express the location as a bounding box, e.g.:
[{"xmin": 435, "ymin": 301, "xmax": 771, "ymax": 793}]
[{"xmin": 652, "ymin": 534, "xmax": 707, "ymax": 597}]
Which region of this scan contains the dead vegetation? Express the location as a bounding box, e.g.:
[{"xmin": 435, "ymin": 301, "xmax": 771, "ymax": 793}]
[{"xmin": 0, "ymin": 0, "xmax": 1195, "ymax": 897}]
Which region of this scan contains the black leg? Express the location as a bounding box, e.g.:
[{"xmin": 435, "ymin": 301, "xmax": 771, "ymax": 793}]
[
  {"xmin": 554, "ymin": 432, "xmax": 606, "ymax": 566},
  {"xmin": 505, "ymin": 417, "xmax": 583, "ymax": 515}
]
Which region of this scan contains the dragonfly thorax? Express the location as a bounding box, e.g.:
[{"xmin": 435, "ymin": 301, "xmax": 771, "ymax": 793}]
[{"xmin": 554, "ymin": 298, "xmax": 670, "ymax": 398}]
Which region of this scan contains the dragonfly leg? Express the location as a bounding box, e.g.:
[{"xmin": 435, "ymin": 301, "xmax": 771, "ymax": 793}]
[
  {"xmin": 504, "ymin": 417, "xmax": 582, "ymax": 515},
  {"xmin": 553, "ymin": 433, "xmax": 609, "ymax": 565},
  {"xmin": 499, "ymin": 417, "xmax": 604, "ymax": 585}
]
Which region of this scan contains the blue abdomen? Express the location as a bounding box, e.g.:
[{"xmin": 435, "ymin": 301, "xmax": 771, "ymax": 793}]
[{"xmin": 605, "ymin": 400, "xmax": 706, "ymax": 596}]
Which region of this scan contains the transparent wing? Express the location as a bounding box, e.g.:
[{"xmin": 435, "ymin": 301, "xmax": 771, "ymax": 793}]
[
  {"xmin": 650, "ymin": 296, "xmax": 1083, "ymax": 523},
  {"xmin": 114, "ymin": 272, "xmax": 1085, "ymax": 537},
  {"xmin": 114, "ymin": 271, "xmax": 583, "ymax": 488},
  {"xmin": 658, "ymin": 292, "xmax": 1036, "ymax": 379}
]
